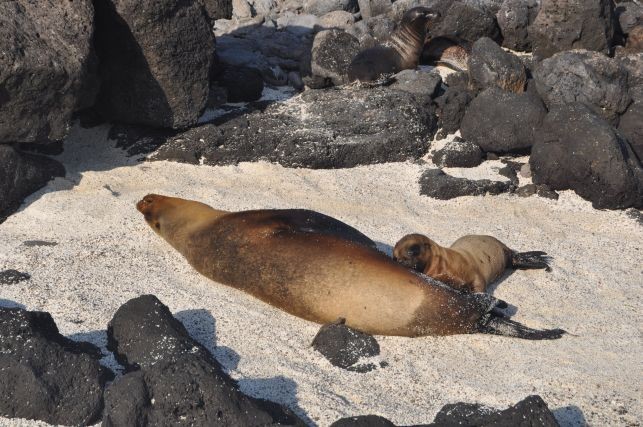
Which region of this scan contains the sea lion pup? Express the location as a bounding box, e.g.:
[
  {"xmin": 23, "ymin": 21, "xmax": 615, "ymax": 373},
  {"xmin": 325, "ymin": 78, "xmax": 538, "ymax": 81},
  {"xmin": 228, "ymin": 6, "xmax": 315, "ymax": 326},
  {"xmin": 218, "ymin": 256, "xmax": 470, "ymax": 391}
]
[
  {"xmin": 423, "ymin": 36, "xmax": 471, "ymax": 71},
  {"xmin": 393, "ymin": 233, "xmax": 552, "ymax": 294},
  {"xmin": 137, "ymin": 194, "xmax": 564, "ymax": 339},
  {"xmin": 348, "ymin": 7, "xmax": 439, "ymax": 82}
]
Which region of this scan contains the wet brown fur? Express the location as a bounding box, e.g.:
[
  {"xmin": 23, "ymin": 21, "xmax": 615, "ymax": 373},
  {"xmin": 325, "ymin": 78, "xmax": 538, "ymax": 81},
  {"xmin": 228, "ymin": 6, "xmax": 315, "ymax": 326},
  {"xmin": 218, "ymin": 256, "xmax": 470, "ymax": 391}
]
[
  {"xmin": 393, "ymin": 233, "xmax": 512, "ymax": 293},
  {"xmin": 137, "ymin": 194, "xmax": 495, "ymax": 337}
]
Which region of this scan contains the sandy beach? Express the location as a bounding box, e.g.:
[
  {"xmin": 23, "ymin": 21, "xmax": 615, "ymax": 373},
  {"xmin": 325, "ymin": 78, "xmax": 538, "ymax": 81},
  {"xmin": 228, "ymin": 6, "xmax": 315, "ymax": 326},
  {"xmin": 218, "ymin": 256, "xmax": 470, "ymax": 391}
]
[{"xmin": 0, "ymin": 123, "xmax": 641, "ymax": 426}]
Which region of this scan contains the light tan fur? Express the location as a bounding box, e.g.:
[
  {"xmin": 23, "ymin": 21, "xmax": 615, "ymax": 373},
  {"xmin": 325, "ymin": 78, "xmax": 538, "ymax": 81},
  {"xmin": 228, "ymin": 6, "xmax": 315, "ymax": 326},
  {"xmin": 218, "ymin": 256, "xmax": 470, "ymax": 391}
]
[
  {"xmin": 393, "ymin": 233, "xmax": 512, "ymax": 293},
  {"xmin": 137, "ymin": 194, "xmax": 495, "ymax": 337}
]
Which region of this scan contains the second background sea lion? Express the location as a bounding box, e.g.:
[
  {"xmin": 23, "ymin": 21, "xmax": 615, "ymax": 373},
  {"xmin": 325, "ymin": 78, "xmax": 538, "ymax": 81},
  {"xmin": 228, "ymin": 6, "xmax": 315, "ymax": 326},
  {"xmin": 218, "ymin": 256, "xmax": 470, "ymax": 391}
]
[{"xmin": 393, "ymin": 233, "xmax": 551, "ymax": 293}]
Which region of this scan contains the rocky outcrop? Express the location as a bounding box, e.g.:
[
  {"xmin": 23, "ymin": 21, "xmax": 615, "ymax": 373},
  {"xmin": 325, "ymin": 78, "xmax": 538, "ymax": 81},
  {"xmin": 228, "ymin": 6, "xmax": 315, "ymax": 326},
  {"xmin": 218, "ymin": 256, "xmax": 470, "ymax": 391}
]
[
  {"xmin": 0, "ymin": 145, "xmax": 65, "ymax": 223},
  {"xmin": 528, "ymin": 0, "xmax": 616, "ymax": 59},
  {"xmin": 0, "ymin": 0, "xmax": 97, "ymax": 143},
  {"xmin": 460, "ymin": 87, "xmax": 547, "ymax": 153},
  {"xmin": 151, "ymin": 86, "xmax": 437, "ymax": 168},
  {"xmin": 467, "ymin": 37, "xmax": 527, "ymax": 93},
  {"xmin": 530, "ymin": 103, "xmax": 643, "ymax": 209},
  {"xmin": 104, "ymin": 295, "xmax": 304, "ymax": 426},
  {"xmin": 534, "ymin": 50, "xmax": 631, "ymax": 125},
  {"xmin": 0, "ymin": 307, "xmax": 111, "ymax": 425},
  {"xmin": 93, "ymin": 0, "xmax": 215, "ymax": 129}
]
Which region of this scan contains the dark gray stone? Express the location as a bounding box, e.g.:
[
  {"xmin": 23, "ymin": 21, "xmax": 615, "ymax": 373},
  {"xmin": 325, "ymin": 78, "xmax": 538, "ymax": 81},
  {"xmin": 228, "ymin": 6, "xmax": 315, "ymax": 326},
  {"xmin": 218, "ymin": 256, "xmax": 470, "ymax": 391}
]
[
  {"xmin": 303, "ymin": 0, "xmax": 358, "ymax": 15},
  {"xmin": 388, "ymin": 69, "xmax": 442, "ymax": 101},
  {"xmin": 0, "ymin": 0, "xmax": 97, "ymax": 143},
  {"xmin": 0, "ymin": 145, "xmax": 65, "ymax": 223},
  {"xmin": 433, "ymin": 87, "xmax": 474, "ymax": 138},
  {"xmin": 432, "ymin": 140, "xmax": 483, "ymax": 168},
  {"xmin": 104, "ymin": 295, "xmax": 304, "ymax": 426},
  {"xmin": 467, "ymin": 37, "xmax": 527, "ymax": 93},
  {"xmin": 419, "ymin": 168, "xmax": 514, "ymax": 200},
  {"xmin": 0, "ymin": 307, "xmax": 111, "ymax": 425},
  {"xmin": 218, "ymin": 66, "xmax": 264, "ymax": 102},
  {"xmin": 460, "ymin": 87, "xmax": 547, "ymax": 153},
  {"xmin": 0, "ymin": 270, "xmax": 30, "ymax": 285},
  {"xmin": 330, "ymin": 415, "xmax": 396, "ymax": 427},
  {"xmin": 534, "ymin": 50, "xmax": 631, "ymax": 125},
  {"xmin": 93, "ymin": 0, "xmax": 214, "ymax": 129},
  {"xmin": 528, "ymin": 0, "xmax": 616, "ymax": 59},
  {"xmin": 200, "ymin": 0, "xmax": 233, "ymax": 21},
  {"xmin": 151, "ymin": 86, "xmax": 437, "ymax": 168},
  {"xmin": 358, "ymin": 0, "xmax": 392, "ymax": 18},
  {"xmin": 429, "ymin": 0, "xmax": 501, "ymax": 42},
  {"xmin": 311, "ymin": 319, "xmax": 381, "ymax": 372},
  {"xmin": 308, "ymin": 29, "xmax": 361, "ymax": 86},
  {"xmin": 497, "ymin": 0, "xmax": 540, "ymax": 51},
  {"xmin": 618, "ymin": 52, "xmax": 643, "ymax": 87},
  {"xmin": 618, "ymin": 86, "xmax": 643, "ymax": 160},
  {"xmin": 516, "ymin": 184, "xmax": 559, "ymax": 200},
  {"xmin": 530, "ymin": 103, "xmax": 643, "ymax": 209}
]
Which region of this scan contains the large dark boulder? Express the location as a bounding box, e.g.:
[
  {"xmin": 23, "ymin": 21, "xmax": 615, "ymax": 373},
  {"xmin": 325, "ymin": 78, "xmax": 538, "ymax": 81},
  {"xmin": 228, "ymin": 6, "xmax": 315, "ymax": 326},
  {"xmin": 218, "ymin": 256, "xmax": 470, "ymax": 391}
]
[
  {"xmin": 428, "ymin": 0, "xmax": 501, "ymax": 42},
  {"xmin": 151, "ymin": 86, "xmax": 437, "ymax": 168},
  {"xmin": 433, "ymin": 87, "xmax": 474, "ymax": 137},
  {"xmin": 0, "ymin": 0, "xmax": 97, "ymax": 143},
  {"xmin": 0, "ymin": 145, "xmax": 65, "ymax": 223},
  {"xmin": 93, "ymin": 0, "xmax": 214, "ymax": 129},
  {"xmin": 618, "ymin": 85, "xmax": 643, "ymax": 160},
  {"xmin": 419, "ymin": 168, "xmax": 514, "ymax": 200},
  {"xmin": 528, "ymin": 0, "xmax": 616, "ymax": 59},
  {"xmin": 497, "ymin": 0, "xmax": 540, "ymax": 51},
  {"xmin": 104, "ymin": 295, "xmax": 304, "ymax": 426},
  {"xmin": 534, "ymin": 50, "xmax": 631, "ymax": 125},
  {"xmin": 467, "ymin": 37, "xmax": 527, "ymax": 93},
  {"xmin": 307, "ymin": 29, "xmax": 361, "ymax": 86},
  {"xmin": 530, "ymin": 103, "xmax": 643, "ymax": 209},
  {"xmin": 0, "ymin": 307, "xmax": 111, "ymax": 425},
  {"xmin": 460, "ymin": 87, "xmax": 547, "ymax": 153}
]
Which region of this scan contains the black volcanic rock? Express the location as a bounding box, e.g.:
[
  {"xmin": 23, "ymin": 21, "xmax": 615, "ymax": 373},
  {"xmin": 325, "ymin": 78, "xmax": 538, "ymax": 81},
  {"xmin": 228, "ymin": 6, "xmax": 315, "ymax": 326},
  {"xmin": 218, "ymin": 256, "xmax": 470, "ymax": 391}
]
[
  {"xmin": 419, "ymin": 168, "xmax": 514, "ymax": 200},
  {"xmin": 151, "ymin": 86, "xmax": 437, "ymax": 168},
  {"xmin": 432, "ymin": 140, "xmax": 483, "ymax": 168},
  {"xmin": 0, "ymin": 307, "xmax": 111, "ymax": 425},
  {"xmin": 528, "ymin": 0, "xmax": 616, "ymax": 59},
  {"xmin": 534, "ymin": 50, "xmax": 631, "ymax": 125},
  {"xmin": 460, "ymin": 87, "xmax": 547, "ymax": 153},
  {"xmin": 530, "ymin": 103, "xmax": 643, "ymax": 209},
  {"xmin": 93, "ymin": 0, "xmax": 214, "ymax": 129},
  {"xmin": 199, "ymin": 0, "xmax": 233, "ymax": 21},
  {"xmin": 497, "ymin": 0, "xmax": 540, "ymax": 51},
  {"xmin": 104, "ymin": 295, "xmax": 305, "ymax": 426},
  {"xmin": 0, "ymin": 145, "xmax": 65, "ymax": 223},
  {"xmin": 218, "ymin": 66, "xmax": 264, "ymax": 103},
  {"xmin": 434, "ymin": 87, "xmax": 474, "ymax": 138},
  {"xmin": 618, "ymin": 86, "xmax": 643, "ymax": 160},
  {"xmin": 429, "ymin": 0, "xmax": 501, "ymax": 43},
  {"xmin": 0, "ymin": 270, "xmax": 30, "ymax": 285},
  {"xmin": 312, "ymin": 319, "xmax": 381, "ymax": 373},
  {"xmin": 331, "ymin": 415, "xmax": 396, "ymax": 426},
  {"xmin": 467, "ymin": 37, "xmax": 527, "ymax": 93},
  {"xmin": 307, "ymin": 29, "xmax": 361, "ymax": 87},
  {"xmin": 0, "ymin": 0, "xmax": 97, "ymax": 143}
]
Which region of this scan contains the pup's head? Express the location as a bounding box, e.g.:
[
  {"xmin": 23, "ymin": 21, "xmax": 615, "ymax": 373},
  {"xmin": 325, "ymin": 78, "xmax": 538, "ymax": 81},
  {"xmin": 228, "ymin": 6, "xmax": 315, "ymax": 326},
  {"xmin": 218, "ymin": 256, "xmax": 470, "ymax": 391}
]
[
  {"xmin": 392, "ymin": 233, "xmax": 435, "ymax": 273},
  {"xmin": 402, "ymin": 7, "xmax": 440, "ymax": 33}
]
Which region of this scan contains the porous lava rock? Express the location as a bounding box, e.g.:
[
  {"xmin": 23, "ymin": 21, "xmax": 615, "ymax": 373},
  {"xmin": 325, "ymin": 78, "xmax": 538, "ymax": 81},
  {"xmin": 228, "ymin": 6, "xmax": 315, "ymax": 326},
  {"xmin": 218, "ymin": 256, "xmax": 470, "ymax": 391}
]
[
  {"xmin": 428, "ymin": 0, "xmax": 501, "ymax": 42},
  {"xmin": 104, "ymin": 295, "xmax": 305, "ymax": 426},
  {"xmin": 467, "ymin": 37, "xmax": 527, "ymax": 93},
  {"xmin": 433, "ymin": 87, "xmax": 474, "ymax": 138},
  {"xmin": 534, "ymin": 50, "xmax": 631, "ymax": 125},
  {"xmin": 516, "ymin": 184, "xmax": 560, "ymax": 200},
  {"xmin": 0, "ymin": 307, "xmax": 111, "ymax": 425},
  {"xmin": 0, "ymin": 270, "xmax": 30, "ymax": 285},
  {"xmin": 218, "ymin": 65, "xmax": 264, "ymax": 102},
  {"xmin": 419, "ymin": 168, "xmax": 514, "ymax": 200},
  {"xmin": 530, "ymin": 103, "xmax": 643, "ymax": 209},
  {"xmin": 460, "ymin": 87, "xmax": 547, "ymax": 153},
  {"xmin": 496, "ymin": 0, "xmax": 540, "ymax": 51},
  {"xmin": 388, "ymin": 70, "xmax": 442, "ymax": 101},
  {"xmin": 618, "ymin": 86, "xmax": 643, "ymax": 159},
  {"xmin": 200, "ymin": 0, "xmax": 233, "ymax": 21},
  {"xmin": 432, "ymin": 140, "xmax": 483, "ymax": 168},
  {"xmin": 528, "ymin": 0, "xmax": 616, "ymax": 59},
  {"xmin": 0, "ymin": 0, "xmax": 97, "ymax": 143},
  {"xmin": 151, "ymin": 86, "xmax": 437, "ymax": 168},
  {"xmin": 303, "ymin": 0, "xmax": 359, "ymax": 16},
  {"xmin": 0, "ymin": 145, "xmax": 65, "ymax": 223},
  {"xmin": 312, "ymin": 319, "xmax": 381, "ymax": 373},
  {"xmin": 308, "ymin": 29, "xmax": 361, "ymax": 86},
  {"xmin": 93, "ymin": 0, "xmax": 214, "ymax": 129},
  {"xmin": 330, "ymin": 415, "xmax": 396, "ymax": 426}
]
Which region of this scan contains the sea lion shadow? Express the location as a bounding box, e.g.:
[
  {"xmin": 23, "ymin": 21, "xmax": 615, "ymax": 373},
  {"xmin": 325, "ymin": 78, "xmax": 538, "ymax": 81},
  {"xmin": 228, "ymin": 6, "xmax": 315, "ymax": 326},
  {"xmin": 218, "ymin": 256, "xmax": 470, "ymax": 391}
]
[
  {"xmin": 375, "ymin": 241, "xmax": 394, "ymax": 257},
  {"xmin": 552, "ymin": 405, "xmax": 588, "ymax": 427},
  {"xmin": 0, "ymin": 299, "xmax": 26, "ymax": 309},
  {"xmin": 486, "ymin": 269, "xmax": 519, "ymax": 316}
]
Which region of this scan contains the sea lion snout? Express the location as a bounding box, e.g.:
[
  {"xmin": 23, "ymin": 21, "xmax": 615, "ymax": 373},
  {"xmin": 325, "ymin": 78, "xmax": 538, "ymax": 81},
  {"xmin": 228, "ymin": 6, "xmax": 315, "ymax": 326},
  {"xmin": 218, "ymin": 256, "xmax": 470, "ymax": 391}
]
[
  {"xmin": 404, "ymin": 7, "xmax": 440, "ymax": 23},
  {"xmin": 136, "ymin": 194, "xmax": 169, "ymax": 228}
]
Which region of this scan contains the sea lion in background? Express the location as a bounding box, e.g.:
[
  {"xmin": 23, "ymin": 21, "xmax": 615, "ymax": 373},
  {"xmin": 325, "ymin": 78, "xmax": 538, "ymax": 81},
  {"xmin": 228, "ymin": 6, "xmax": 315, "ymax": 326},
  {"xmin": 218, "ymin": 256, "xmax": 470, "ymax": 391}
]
[
  {"xmin": 137, "ymin": 194, "xmax": 564, "ymax": 339},
  {"xmin": 393, "ymin": 233, "xmax": 551, "ymax": 294},
  {"xmin": 348, "ymin": 7, "xmax": 440, "ymax": 82},
  {"xmin": 423, "ymin": 36, "xmax": 471, "ymax": 72}
]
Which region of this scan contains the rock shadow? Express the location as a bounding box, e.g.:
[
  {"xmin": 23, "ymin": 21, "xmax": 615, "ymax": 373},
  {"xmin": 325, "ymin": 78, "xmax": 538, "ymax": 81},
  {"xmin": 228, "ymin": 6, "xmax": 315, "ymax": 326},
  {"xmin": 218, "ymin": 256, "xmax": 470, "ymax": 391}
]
[
  {"xmin": 552, "ymin": 405, "xmax": 588, "ymax": 427},
  {"xmin": 0, "ymin": 299, "xmax": 26, "ymax": 309}
]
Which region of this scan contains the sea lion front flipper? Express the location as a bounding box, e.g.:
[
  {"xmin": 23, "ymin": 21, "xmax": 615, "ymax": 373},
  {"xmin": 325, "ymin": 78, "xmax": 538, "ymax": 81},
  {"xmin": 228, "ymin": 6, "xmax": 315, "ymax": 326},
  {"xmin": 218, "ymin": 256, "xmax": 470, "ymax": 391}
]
[{"xmin": 511, "ymin": 251, "xmax": 553, "ymax": 272}]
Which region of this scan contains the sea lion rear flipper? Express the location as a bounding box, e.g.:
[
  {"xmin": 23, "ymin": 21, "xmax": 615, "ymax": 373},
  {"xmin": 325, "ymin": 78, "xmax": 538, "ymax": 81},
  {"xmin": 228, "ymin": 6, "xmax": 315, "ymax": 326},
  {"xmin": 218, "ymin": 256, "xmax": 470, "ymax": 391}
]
[
  {"xmin": 477, "ymin": 312, "xmax": 566, "ymax": 340},
  {"xmin": 511, "ymin": 251, "xmax": 552, "ymax": 272}
]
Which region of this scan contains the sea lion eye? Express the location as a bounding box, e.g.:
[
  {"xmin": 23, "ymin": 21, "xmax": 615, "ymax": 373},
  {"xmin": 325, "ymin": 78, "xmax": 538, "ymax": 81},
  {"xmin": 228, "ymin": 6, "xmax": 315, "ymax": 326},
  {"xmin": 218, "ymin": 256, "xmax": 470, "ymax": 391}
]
[
  {"xmin": 154, "ymin": 222, "xmax": 161, "ymax": 230},
  {"xmin": 407, "ymin": 244, "xmax": 421, "ymax": 257}
]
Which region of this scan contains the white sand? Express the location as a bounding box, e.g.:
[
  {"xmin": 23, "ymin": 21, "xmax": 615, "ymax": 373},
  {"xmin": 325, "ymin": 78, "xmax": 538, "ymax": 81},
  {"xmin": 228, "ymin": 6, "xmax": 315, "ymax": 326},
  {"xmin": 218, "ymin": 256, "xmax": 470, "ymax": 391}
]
[{"xmin": 0, "ymin": 123, "xmax": 641, "ymax": 427}]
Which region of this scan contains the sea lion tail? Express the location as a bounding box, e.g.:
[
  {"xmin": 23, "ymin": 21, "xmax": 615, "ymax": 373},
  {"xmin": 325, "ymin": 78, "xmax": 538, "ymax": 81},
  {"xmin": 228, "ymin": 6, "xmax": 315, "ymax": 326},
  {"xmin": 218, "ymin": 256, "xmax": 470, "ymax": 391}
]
[
  {"xmin": 511, "ymin": 251, "xmax": 552, "ymax": 271},
  {"xmin": 478, "ymin": 312, "xmax": 566, "ymax": 340}
]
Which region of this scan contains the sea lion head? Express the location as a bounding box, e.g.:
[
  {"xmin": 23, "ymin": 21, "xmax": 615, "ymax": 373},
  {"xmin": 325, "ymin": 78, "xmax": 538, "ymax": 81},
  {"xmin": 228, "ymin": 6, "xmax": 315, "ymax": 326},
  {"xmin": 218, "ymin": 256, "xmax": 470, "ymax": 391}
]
[
  {"xmin": 401, "ymin": 7, "xmax": 440, "ymax": 34},
  {"xmin": 136, "ymin": 194, "xmax": 172, "ymax": 234},
  {"xmin": 392, "ymin": 233, "xmax": 435, "ymax": 273}
]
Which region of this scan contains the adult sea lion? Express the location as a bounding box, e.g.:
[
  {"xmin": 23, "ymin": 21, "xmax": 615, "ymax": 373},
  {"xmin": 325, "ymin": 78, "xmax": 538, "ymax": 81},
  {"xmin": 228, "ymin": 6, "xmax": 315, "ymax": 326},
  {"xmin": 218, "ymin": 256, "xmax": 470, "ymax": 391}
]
[
  {"xmin": 137, "ymin": 194, "xmax": 564, "ymax": 339},
  {"xmin": 393, "ymin": 233, "xmax": 551, "ymax": 293},
  {"xmin": 348, "ymin": 7, "xmax": 440, "ymax": 82}
]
